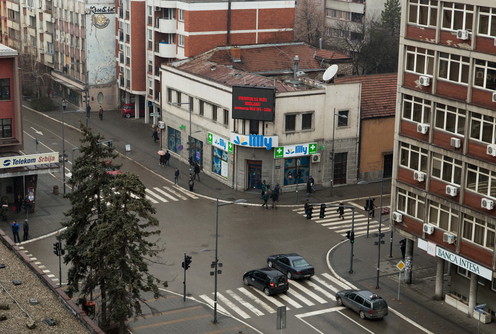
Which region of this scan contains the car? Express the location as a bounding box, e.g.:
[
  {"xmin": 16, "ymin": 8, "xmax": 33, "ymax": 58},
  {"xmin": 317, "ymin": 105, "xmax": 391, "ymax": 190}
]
[
  {"xmin": 335, "ymin": 289, "xmax": 388, "ymax": 320},
  {"xmin": 267, "ymin": 253, "xmax": 315, "ymax": 280},
  {"xmin": 243, "ymin": 268, "xmax": 289, "ymax": 296},
  {"xmin": 121, "ymin": 103, "xmax": 145, "ymax": 118}
]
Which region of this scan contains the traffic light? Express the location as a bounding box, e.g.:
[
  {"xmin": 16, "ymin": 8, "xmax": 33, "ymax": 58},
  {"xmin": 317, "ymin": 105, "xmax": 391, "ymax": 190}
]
[
  {"xmin": 53, "ymin": 242, "xmax": 60, "ymax": 256},
  {"xmin": 346, "ymin": 231, "xmax": 355, "ymax": 243},
  {"xmin": 182, "ymin": 255, "xmax": 192, "ymax": 270},
  {"xmin": 306, "ymin": 204, "xmax": 313, "ymax": 219},
  {"xmin": 319, "ymin": 204, "xmax": 326, "ymax": 218}
]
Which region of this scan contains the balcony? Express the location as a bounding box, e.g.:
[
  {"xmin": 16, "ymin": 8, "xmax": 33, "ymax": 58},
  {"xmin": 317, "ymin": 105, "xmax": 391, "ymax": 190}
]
[
  {"xmin": 157, "ymin": 18, "xmax": 176, "ymax": 34},
  {"xmin": 157, "ymin": 42, "xmax": 176, "ymax": 58}
]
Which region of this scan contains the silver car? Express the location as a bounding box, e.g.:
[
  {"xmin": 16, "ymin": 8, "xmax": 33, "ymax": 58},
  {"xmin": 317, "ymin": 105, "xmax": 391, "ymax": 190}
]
[{"xmin": 336, "ymin": 289, "xmax": 388, "ymax": 319}]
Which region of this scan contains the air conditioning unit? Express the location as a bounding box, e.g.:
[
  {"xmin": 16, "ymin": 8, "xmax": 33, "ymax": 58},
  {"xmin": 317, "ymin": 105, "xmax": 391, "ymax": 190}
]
[
  {"xmin": 446, "ymin": 185, "xmax": 459, "ymax": 197},
  {"xmin": 157, "ymin": 121, "xmax": 165, "ymax": 129},
  {"xmin": 443, "ymin": 232, "xmax": 456, "ymax": 244},
  {"xmin": 311, "ymin": 153, "xmax": 321, "ymax": 163},
  {"xmin": 492, "ymin": 92, "xmax": 496, "ymax": 103},
  {"xmin": 456, "ymin": 29, "xmax": 470, "ymax": 40},
  {"xmin": 486, "ymin": 144, "xmax": 496, "ymax": 157},
  {"xmin": 392, "ymin": 212, "xmax": 403, "ymax": 223},
  {"xmin": 413, "ymin": 171, "xmax": 426, "ymax": 182},
  {"xmin": 417, "ymin": 123, "xmax": 430, "ymax": 134},
  {"xmin": 419, "ymin": 75, "xmax": 431, "ymax": 86},
  {"xmin": 481, "ymin": 198, "xmax": 494, "ymax": 210},
  {"xmin": 423, "ymin": 223, "xmax": 435, "ymax": 235},
  {"xmin": 450, "ymin": 137, "xmax": 461, "ymax": 149}
]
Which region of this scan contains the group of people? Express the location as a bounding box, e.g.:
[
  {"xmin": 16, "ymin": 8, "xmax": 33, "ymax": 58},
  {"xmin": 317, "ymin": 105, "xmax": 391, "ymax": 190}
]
[
  {"xmin": 261, "ymin": 180, "xmax": 281, "ymax": 209},
  {"xmin": 159, "ymin": 150, "xmax": 171, "ymax": 166},
  {"xmin": 10, "ymin": 219, "xmax": 29, "ymax": 244}
]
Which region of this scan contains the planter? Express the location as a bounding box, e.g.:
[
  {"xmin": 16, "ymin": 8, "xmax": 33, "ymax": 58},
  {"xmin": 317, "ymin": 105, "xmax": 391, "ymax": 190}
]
[{"xmin": 445, "ymin": 294, "xmax": 492, "ymax": 323}]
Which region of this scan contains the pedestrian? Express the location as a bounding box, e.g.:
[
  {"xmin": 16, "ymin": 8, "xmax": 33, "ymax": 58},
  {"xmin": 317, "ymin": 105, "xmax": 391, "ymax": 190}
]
[
  {"xmin": 306, "ymin": 176, "xmax": 314, "ymax": 195},
  {"xmin": 193, "ymin": 163, "xmax": 201, "ymax": 181},
  {"xmin": 271, "ymin": 184, "xmax": 280, "ymax": 209},
  {"xmin": 62, "ymin": 98, "xmax": 68, "ymax": 111},
  {"xmin": 261, "ymin": 189, "xmax": 270, "ymax": 209},
  {"xmin": 337, "ymin": 202, "xmax": 345, "ymax": 220},
  {"xmin": 159, "ymin": 154, "xmax": 166, "ymax": 166},
  {"xmin": 400, "ymin": 239, "xmax": 406, "ymax": 260},
  {"xmin": 261, "ymin": 180, "xmax": 268, "ymax": 198},
  {"xmin": 11, "ymin": 221, "xmax": 20, "ymax": 243},
  {"xmin": 304, "ymin": 199, "xmax": 310, "ymax": 216},
  {"xmin": 86, "ymin": 104, "xmax": 91, "ymax": 119},
  {"xmin": 98, "ymin": 106, "xmax": 104, "ymax": 120},
  {"xmin": 15, "ymin": 194, "xmax": 23, "ymax": 213},
  {"xmin": 188, "ymin": 173, "xmax": 195, "ymax": 191},
  {"xmin": 174, "ymin": 168, "xmax": 180, "ymax": 184},
  {"xmin": 368, "ymin": 198, "xmax": 375, "ymax": 217},
  {"xmin": 23, "ymin": 219, "xmax": 29, "ymax": 241},
  {"xmin": 164, "ymin": 150, "xmax": 171, "ymax": 166},
  {"xmin": 152, "ymin": 128, "xmax": 159, "ymax": 143}
]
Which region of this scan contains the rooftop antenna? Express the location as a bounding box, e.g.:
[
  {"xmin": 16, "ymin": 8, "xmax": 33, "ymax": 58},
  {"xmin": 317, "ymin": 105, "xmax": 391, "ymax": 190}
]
[{"xmin": 323, "ymin": 64, "xmax": 338, "ymax": 83}]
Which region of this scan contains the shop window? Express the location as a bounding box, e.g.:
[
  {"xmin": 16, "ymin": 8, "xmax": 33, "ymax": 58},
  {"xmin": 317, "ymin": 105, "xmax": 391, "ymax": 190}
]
[
  {"xmin": 167, "ymin": 126, "xmax": 181, "ymax": 153},
  {"xmin": 284, "ymin": 157, "xmax": 310, "ymax": 186},
  {"xmin": 212, "ymin": 147, "xmax": 228, "ymax": 178}
]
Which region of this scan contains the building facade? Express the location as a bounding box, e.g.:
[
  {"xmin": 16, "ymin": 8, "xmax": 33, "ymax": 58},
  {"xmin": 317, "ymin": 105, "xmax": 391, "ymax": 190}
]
[
  {"xmin": 392, "ymin": 0, "xmax": 496, "ymax": 320},
  {"xmin": 160, "ymin": 43, "xmax": 361, "ymax": 191}
]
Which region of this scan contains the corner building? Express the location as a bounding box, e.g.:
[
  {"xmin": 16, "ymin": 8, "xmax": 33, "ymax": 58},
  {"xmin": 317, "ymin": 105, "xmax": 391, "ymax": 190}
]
[{"xmin": 391, "ymin": 0, "xmax": 496, "ymax": 320}]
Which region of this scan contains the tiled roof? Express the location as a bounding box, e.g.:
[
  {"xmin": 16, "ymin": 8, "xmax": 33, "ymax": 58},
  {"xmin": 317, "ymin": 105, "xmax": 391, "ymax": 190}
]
[{"xmin": 334, "ymin": 73, "xmax": 398, "ymax": 119}]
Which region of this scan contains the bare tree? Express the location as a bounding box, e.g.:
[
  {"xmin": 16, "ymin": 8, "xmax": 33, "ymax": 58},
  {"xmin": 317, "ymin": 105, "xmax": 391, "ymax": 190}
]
[{"xmin": 294, "ymin": 0, "xmax": 324, "ymax": 47}]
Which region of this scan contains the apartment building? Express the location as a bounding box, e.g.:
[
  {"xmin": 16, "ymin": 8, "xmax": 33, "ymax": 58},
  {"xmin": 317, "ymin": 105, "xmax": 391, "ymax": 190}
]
[
  {"xmin": 117, "ymin": 0, "xmax": 296, "ymax": 124},
  {"xmin": 392, "ymin": 0, "xmax": 496, "ymax": 320}
]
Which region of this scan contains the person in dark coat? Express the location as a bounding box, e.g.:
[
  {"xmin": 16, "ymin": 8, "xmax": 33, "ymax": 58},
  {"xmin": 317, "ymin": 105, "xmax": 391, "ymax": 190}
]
[
  {"xmin": 98, "ymin": 106, "xmax": 104, "ymax": 120},
  {"xmin": 261, "ymin": 190, "xmax": 270, "ymax": 209},
  {"xmin": 400, "ymin": 239, "xmax": 407, "ymax": 260},
  {"xmin": 152, "ymin": 128, "xmax": 159, "ymax": 143},
  {"xmin": 174, "ymin": 168, "xmax": 180, "ymax": 184},
  {"xmin": 188, "ymin": 173, "xmax": 195, "ymax": 191},
  {"xmin": 304, "ymin": 199, "xmax": 310, "ymax": 216},
  {"xmin": 337, "ymin": 202, "xmax": 345, "ymax": 220},
  {"xmin": 23, "ymin": 219, "xmax": 29, "ymax": 241},
  {"xmin": 306, "ymin": 176, "xmax": 315, "ymax": 195},
  {"xmin": 194, "ymin": 163, "xmax": 201, "ymax": 181},
  {"xmin": 271, "ymin": 184, "xmax": 280, "ymax": 209},
  {"xmin": 164, "ymin": 150, "xmax": 171, "ymax": 166},
  {"xmin": 11, "ymin": 221, "xmax": 20, "ymax": 243}
]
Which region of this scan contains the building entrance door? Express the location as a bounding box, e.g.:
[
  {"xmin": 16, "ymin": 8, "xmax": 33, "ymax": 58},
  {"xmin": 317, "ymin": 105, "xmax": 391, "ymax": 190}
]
[
  {"xmin": 334, "ymin": 152, "xmax": 348, "ymax": 185},
  {"xmin": 247, "ymin": 160, "xmax": 262, "ymax": 190}
]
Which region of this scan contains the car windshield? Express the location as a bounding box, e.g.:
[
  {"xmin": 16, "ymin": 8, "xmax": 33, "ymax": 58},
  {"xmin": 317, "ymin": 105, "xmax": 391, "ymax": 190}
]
[
  {"xmin": 372, "ymin": 299, "xmax": 387, "ymax": 310},
  {"xmin": 274, "ymin": 276, "xmax": 286, "ymax": 284},
  {"xmin": 292, "ymin": 258, "xmax": 310, "ymax": 268}
]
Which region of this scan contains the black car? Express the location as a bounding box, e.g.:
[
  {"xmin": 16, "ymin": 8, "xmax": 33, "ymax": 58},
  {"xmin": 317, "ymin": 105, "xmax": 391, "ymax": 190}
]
[
  {"xmin": 243, "ymin": 268, "xmax": 289, "ymax": 296},
  {"xmin": 335, "ymin": 289, "xmax": 388, "ymax": 320},
  {"xmin": 267, "ymin": 253, "xmax": 315, "ymax": 280}
]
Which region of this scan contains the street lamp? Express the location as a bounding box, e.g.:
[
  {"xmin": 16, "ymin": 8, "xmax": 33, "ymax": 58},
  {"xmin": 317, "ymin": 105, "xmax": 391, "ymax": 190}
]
[
  {"xmin": 213, "ymin": 198, "xmax": 246, "ymax": 324},
  {"xmin": 330, "ymin": 110, "xmax": 348, "ymax": 197},
  {"xmin": 376, "ymin": 177, "xmax": 385, "ymax": 289}
]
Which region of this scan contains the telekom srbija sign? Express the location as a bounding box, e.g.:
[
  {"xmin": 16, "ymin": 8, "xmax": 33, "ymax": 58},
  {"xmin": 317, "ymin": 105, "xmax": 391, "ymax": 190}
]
[{"xmin": 0, "ymin": 152, "xmax": 59, "ymax": 169}]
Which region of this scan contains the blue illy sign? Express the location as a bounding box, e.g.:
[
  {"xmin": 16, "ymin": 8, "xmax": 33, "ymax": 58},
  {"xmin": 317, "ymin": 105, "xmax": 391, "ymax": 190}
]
[{"xmin": 230, "ymin": 133, "xmax": 279, "ymax": 150}]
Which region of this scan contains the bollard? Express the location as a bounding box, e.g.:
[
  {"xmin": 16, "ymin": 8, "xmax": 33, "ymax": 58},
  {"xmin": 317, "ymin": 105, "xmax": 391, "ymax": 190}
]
[{"xmin": 53, "ymin": 186, "xmax": 59, "ymax": 195}]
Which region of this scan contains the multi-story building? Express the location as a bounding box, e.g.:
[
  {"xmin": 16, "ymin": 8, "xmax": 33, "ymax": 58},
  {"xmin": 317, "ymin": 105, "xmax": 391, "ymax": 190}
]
[
  {"xmin": 392, "ymin": 0, "xmax": 496, "ymax": 319},
  {"xmin": 117, "ymin": 0, "xmax": 296, "ymax": 124}
]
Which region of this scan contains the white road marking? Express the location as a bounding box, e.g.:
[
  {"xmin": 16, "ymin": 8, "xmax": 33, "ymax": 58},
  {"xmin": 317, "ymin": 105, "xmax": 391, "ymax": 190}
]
[
  {"xmin": 145, "ymin": 188, "xmax": 168, "ymax": 202},
  {"xmin": 226, "ymin": 289, "xmax": 264, "ymax": 316},
  {"xmin": 153, "ymin": 187, "xmax": 179, "ymax": 201},
  {"xmin": 238, "ymin": 287, "xmax": 276, "ymax": 314},
  {"xmin": 249, "ymin": 288, "xmax": 290, "ymax": 310},
  {"xmin": 290, "ymin": 280, "xmax": 327, "ymax": 304},
  {"xmin": 217, "ymin": 292, "xmax": 251, "ymax": 319},
  {"xmin": 145, "ymin": 195, "xmax": 159, "ymax": 204},
  {"xmin": 278, "ymin": 292, "xmax": 303, "ymax": 308}
]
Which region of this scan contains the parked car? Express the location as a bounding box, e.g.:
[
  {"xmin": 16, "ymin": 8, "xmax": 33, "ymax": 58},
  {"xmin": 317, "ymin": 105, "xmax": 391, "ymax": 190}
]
[
  {"xmin": 243, "ymin": 268, "xmax": 289, "ymax": 296},
  {"xmin": 267, "ymin": 253, "xmax": 315, "ymax": 280},
  {"xmin": 121, "ymin": 103, "xmax": 145, "ymax": 118},
  {"xmin": 335, "ymin": 289, "xmax": 388, "ymax": 320}
]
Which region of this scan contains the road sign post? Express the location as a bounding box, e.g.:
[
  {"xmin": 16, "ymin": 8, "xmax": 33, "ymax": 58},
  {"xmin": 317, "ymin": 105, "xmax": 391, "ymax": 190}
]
[{"xmin": 396, "ymin": 260, "xmax": 406, "ymax": 300}]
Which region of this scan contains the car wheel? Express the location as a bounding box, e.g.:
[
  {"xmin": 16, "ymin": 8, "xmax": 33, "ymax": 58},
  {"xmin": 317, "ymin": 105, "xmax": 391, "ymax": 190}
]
[
  {"xmin": 264, "ymin": 288, "xmax": 271, "ymax": 296},
  {"xmin": 267, "ymin": 261, "xmax": 273, "ymax": 267},
  {"xmin": 125, "ymin": 113, "xmax": 131, "ymax": 118},
  {"xmin": 243, "ymin": 277, "xmax": 250, "ymax": 286},
  {"xmin": 336, "ymin": 297, "xmax": 343, "ymax": 306},
  {"xmin": 359, "ymin": 311, "xmax": 366, "ymax": 319},
  {"xmin": 287, "ymin": 272, "xmax": 293, "ymax": 280}
]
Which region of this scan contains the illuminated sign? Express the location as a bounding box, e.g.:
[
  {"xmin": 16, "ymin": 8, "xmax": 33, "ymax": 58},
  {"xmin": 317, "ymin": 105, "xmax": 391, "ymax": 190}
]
[
  {"xmin": 230, "ymin": 133, "xmax": 278, "ymax": 150},
  {"xmin": 0, "ymin": 152, "xmax": 59, "ymax": 169},
  {"xmin": 232, "ymin": 86, "xmax": 275, "ymax": 121},
  {"xmin": 207, "ymin": 132, "xmax": 233, "ymax": 153},
  {"xmin": 274, "ymin": 143, "xmax": 318, "ymax": 159}
]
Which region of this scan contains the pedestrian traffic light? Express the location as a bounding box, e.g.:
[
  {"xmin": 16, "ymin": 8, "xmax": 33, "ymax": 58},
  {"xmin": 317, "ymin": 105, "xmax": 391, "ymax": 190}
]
[
  {"xmin": 306, "ymin": 204, "xmax": 313, "ymax": 219},
  {"xmin": 182, "ymin": 255, "xmax": 192, "ymax": 270},
  {"xmin": 319, "ymin": 204, "xmax": 326, "ymax": 218},
  {"xmin": 346, "ymin": 231, "xmax": 351, "ymax": 240},
  {"xmin": 53, "ymin": 242, "xmax": 60, "ymax": 256},
  {"xmin": 346, "ymin": 231, "xmax": 355, "ymax": 243}
]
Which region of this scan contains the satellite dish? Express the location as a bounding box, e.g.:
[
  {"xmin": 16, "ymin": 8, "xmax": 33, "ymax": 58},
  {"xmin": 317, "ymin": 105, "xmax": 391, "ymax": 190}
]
[{"xmin": 323, "ymin": 64, "xmax": 339, "ymax": 82}]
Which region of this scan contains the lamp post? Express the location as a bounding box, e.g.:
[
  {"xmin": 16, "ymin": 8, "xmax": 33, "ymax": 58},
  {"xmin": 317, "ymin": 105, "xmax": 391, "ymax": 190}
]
[
  {"xmin": 376, "ymin": 177, "xmax": 385, "ymax": 289},
  {"xmin": 213, "ymin": 198, "xmax": 246, "ymax": 324},
  {"xmin": 330, "ymin": 110, "xmax": 348, "ymax": 197},
  {"xmin": 85, "ymin": 70, "xmax": 90, "ymax": 127}
]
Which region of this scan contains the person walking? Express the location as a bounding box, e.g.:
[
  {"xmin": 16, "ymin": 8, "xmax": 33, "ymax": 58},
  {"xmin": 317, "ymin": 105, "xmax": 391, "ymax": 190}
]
[
  {"xmin": 159, "ymin": 154, "xmax": 166, "ymax": 166},
  {"xmin": 188, "ymin": 173, "xmax": 195, "ymax": 191},
  {"xmin": 174, "ymin": 168, "xmax": 180, "ymax": 184},
  {"xmin": 337, "ymin": 202, "xmax": 345, "ymax": 220},
  {"xmin": 261, "ymin": 189, "xmax": 270, "ymax": 209},
  {"xmin": 304, "ymin": 199, "xmax": 310, "ymax": 217},
  {"xmin": 152, "ymin": 128, "xmax": 159, "ymax": 143},
  {"xmin": 193, "ymin": 163, "xmax": 201, "ymax": 181},
  {"xmin": 23, "ymin": 219, "xmax": 29, "ymax": 241},
  {"xmin": 164, "ymin": 150, "xmax": 171, "ymax": 166},
  {"xmin": 400, "ymin": 239, "xmax": 407, "ymax": 260},
  {"xmin": 98, "ymin": 106, "xmax": 104, "ymax": 120},
  {"xmin": 271, "ymin": 184, "xmax": 280, "ymax": 209},
  {"xmin": 261, "ymin": 180, "xmax": 268, "ymax": 198},
  {"xmin": 11, "ymin": 221, "xmax": 20, "ymax": 243},
  {"xmin": 306, "ymin": 176, "xmax": 314, "ymax": 195}
]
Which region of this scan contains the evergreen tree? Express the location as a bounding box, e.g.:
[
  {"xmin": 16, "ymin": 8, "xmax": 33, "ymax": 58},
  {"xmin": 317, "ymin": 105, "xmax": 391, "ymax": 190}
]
[
  {"xmin": 61, "ymin": 126, "xmax": 162, "ymax": 333},
  {"xmin": 381, "ymin": 0, "xmax": 402, "ymax": 38}
]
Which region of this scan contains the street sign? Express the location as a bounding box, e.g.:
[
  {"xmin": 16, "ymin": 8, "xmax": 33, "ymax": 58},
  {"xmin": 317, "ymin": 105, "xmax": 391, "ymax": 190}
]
[
  {"xmin": 274, "ymin": 143, "xmax": 318, "ymax": 159},
  {"xmin": 150, "ymin": 113, "xmax": 160, "ymax": 117},
  {"xmin": 396, "ymin": 260, "xmax": 406, "ymax": 271}
]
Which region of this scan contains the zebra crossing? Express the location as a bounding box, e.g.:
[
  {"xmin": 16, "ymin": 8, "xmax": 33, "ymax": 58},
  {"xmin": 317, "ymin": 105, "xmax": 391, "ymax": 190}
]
[
  {"xmin": 144, "ymin": 185, "xmax": 198, "ymax": 204},
  {"xmin": 17, "ymin": 247, "xmax": 61, "ymax": 284},
  {"xmin": 198, "ymin": 273, "xmax": 351, "ymax": 320},
  {"xmin": 293, "ymin": 202, "xmax": 391, "ymax": 238}
]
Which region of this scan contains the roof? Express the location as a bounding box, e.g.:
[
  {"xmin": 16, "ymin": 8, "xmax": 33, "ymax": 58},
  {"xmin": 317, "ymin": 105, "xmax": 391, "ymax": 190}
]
[
  {"xmin": 0, "ymin": 43, "xmax": 18, "ymax": 57},
  {"xmin": 334, "ymin": 73, "xmax": 398, "ymax": 119}
]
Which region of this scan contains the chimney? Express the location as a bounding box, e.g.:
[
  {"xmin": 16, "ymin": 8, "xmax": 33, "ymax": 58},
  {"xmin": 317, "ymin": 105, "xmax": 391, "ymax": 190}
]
[
  {"xmin": 293, "ymin": 55, "xmax": 299, "ymax": 80},
  {"xmin": 230, "ymin": 46, "xmax": 241, "ymax": 62}
]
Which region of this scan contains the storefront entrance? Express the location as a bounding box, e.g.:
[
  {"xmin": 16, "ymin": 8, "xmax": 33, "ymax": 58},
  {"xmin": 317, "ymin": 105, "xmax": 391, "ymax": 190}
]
[{"xmin": 247, "ymin": 160, "xmax": 262, "ymax": 190}]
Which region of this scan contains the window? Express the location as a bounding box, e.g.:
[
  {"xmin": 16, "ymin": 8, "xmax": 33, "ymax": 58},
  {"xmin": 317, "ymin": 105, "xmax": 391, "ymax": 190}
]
[
  {"xmin": 167, "ymin": 126, "xmax": 181, "ymax": 153},
  {"xmin": 178, "ymin": 9, "xmax": 184, "ymax": 21},
  {"xmin": 473, "ymin": 59, "xmax": 496, "ymax": 91},
  {"xmin": 397, "ymin": 188, "xmax": 425, "ymax": 219},
  {"xmin": 0, "ymin": 119, "xmax": 12, "ymax": 138},
  {"xmin": 167, "ymin": 88, "xmax": 172, "ymax": 103},
  {"xmin": 0, "ymin": 79, "xmax": 11, "ymax": 100},
  {"xmin": 406, "ymin": 46, "xmax": 434, "ymax": 75},
  {"xmin": 249, "ymin": 120, "xmax": 259, "ymax": 134},
  {"xmin": 337, "ymin": 110, "xmax": 348, "ymax": 127},
  {"xmin": 212, "ymin": 147, "xmax": 228, "ymax": 178},
  {"xmin": 438, "ymin": 52, "xmax": 470, "ymax": 84},
  {"xmin": 431, "ymin": 153, "xmax": 462, "ymax": 185},
  {"xmin": 428, "ymin": 201, "xmax": 458, "ymax": 232},
  {"xmin": 470, "ymin": 112, "xmax": 496, "ymax": 144},
  {"xmin": 212, "ymin": 105, "xmax": 217, "ymax": 122},
  {"xmin": 285, "ymin": 114, "xmax": 296, "ymax": 132},
  {"xmin": 434, "ymin": 103, "xmax": 465, "ymax": 135},
  {"xmin": 176, "ymin": 91, "xmax": 181, "ymax": 104},
  {"xmin": 402, "ymin": 94, "xmax": 431, "ymax": 123},
  {"xmin": 478, "ymin": 7, "xmax": 496, "ymax": 38},
  {"xmin": 284, "ymin": 157, "xmax": 310, "ymax": 185},
  {"xmin": 408, "ymin": 0, "xmax": 438, "ymax": 27},
  {"xmin": 463, "ymin": 214, "xmax": 495, "ymax": 249},
  {"xmin": 178, "ymin": 34, "xmax": 184, "ymax": 47},
  {"xmin": 223, "ymin": 109, "xmax": 229, "ymax": 126},
  {"xmin": 199, "ymin": 100, "xmax": 204, "ymax": 116},
  {"xmin": 466, "ymin": 164, "xmax": 496, "ymax": 198},
  {"xmin": 302, "ymin": 113, "xmax": 313, "ymax": 130},
  {"xmin": 442, "ymin": 2, "xmax": 473, "ymax": 31},
  {"xmin": 399, "ymin": 142, "xmax": 428, "ymax": 172}
]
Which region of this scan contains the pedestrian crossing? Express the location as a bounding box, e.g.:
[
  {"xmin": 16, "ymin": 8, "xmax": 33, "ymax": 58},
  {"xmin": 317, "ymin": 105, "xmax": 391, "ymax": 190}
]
[
  {"xmin": 199, "ymin": 273, "xmax": 349, "ymax": 320},
  {"xmin": 293, "ymin": 202, "xmax": 391, "ymax": 238},
  {"xmin": 144, "ymin": 185, "xmax": 198, "ymax": 204}
]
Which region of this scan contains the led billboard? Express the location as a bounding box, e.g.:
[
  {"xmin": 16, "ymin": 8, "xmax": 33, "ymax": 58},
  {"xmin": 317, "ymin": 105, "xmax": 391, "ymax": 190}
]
[{"xmin": 232, "ymin": 86, "xmax": 275, "ymax": 121}]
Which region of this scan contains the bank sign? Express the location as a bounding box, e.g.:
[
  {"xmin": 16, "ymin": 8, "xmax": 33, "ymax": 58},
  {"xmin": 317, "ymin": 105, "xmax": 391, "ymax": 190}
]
[
  {"xmin": 274, "ymin": 143, "xmax": 318, "ymax": 159},
  {"xmin": 230, "ymin": 133, "xmax": 278, "ymax": 150},
  {"xmin": 435, "ymin": 247, "xmax": 492, "ymax": 280},
  {"xmin": 207, "ymin": 132, "xmax": 233, "ymax": 153},
  {"xmin": 0, "ymin": 152, "xmax": 59, "ymax": 169}
]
